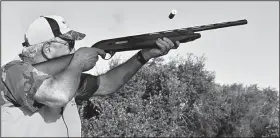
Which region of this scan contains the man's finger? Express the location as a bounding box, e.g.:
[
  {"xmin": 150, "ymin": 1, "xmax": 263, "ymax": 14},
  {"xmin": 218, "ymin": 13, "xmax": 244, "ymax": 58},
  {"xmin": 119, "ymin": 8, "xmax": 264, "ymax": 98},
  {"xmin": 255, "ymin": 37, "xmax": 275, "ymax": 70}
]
[
  {"xmin": 156, "ymin": 40, "xmax": 167, "ymax": 55},
  {"xmin": 158, "ymin": 38, "xmax": 170, "ymax": 48},
  {"xmin": 158, "ymin": 38, "xmax": 172, "ymax": 53},
  {"xmin": 174, "ymin": 41, "xmax": 180, "ymax": 49},
  {"xmin": 163, "ymin": 37, "xmax": 175, "ymax": 48}
]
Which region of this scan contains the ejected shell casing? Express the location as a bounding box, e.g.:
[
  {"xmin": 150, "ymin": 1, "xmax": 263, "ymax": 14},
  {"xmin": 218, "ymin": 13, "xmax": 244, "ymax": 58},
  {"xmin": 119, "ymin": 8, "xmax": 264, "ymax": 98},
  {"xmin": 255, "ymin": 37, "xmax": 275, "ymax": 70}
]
[{"xmin": 169, "ymin": 10, "xmax": 177, "ymax": 19}]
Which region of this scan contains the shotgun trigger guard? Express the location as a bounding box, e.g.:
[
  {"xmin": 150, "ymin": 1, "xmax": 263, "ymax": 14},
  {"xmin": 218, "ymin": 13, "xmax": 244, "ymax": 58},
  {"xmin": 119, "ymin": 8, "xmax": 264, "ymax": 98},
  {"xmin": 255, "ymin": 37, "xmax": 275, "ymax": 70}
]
[{"xmin": 103, "ymin": 51, "xmax": 116, "ymax": 60}]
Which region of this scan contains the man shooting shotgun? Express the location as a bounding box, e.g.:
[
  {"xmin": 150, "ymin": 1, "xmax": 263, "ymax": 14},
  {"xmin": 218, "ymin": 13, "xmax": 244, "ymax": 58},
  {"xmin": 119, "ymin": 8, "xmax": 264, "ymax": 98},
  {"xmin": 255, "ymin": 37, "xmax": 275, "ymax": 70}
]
[{"xmin": 0, "ymin": 15, "xmax": 247, "ymax": 137}]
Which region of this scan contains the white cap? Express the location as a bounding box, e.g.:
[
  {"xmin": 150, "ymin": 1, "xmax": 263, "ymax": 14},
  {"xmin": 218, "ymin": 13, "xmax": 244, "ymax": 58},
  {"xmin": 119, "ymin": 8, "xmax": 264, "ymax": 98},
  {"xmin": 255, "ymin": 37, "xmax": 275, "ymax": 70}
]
[{"xmin": 22, "ymin": 15, "xmax": 86, "ymax": 46}]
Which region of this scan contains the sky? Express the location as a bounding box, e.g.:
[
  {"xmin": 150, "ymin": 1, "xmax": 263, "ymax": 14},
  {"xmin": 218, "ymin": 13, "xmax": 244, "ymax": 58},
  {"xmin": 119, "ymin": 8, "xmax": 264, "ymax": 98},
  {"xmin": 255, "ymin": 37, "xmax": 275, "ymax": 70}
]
[{"xmin": 1, "ymin": 1, "xmax": 279, "ymax": 90}]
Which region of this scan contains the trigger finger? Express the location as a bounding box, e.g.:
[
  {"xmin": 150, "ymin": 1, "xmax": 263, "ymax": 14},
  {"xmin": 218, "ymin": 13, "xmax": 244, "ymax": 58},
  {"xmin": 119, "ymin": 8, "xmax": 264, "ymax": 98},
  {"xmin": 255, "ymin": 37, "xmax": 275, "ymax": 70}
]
[
  {"xmin": 96, "ymin": 49, "xmax": 106, "ymax": 58},
  {"xmin": 101, "ymin": 53, "xmax": 106, "ymax": 59}
]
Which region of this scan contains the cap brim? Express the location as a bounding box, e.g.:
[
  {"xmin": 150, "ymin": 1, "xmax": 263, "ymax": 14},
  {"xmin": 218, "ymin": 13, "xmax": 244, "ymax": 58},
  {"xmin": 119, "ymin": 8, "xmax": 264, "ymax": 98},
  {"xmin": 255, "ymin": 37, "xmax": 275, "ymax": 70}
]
[{"xmin": 59, "ymin": 30, "xmax": 86, "ymax": 41}]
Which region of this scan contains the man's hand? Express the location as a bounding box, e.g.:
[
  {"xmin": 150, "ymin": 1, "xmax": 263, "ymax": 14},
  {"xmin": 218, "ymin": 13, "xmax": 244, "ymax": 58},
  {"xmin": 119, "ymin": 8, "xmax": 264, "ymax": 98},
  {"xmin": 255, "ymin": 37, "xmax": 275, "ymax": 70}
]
[
  {"xmin": 71, "ymin": 47, "xmax": 106, "ymax": 72},
  {"xmin": 141, "ymin": 37, "xmax": 180, "ymax": 60}
]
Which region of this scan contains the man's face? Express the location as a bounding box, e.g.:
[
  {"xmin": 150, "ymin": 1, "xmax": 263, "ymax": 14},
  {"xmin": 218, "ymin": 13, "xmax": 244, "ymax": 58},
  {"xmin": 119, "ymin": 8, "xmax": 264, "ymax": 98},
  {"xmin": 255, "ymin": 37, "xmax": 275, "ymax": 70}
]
[{"xmin": 43, "ymin": 37, "xmax": 75, "ymax": 59}]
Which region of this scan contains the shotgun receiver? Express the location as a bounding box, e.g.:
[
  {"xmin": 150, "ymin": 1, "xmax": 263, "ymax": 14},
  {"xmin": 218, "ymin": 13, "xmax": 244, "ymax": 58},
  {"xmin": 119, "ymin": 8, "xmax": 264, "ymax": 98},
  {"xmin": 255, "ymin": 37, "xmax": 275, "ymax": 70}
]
[
  {"xmin": 92, "ymin": 19, "xmax": 248, "ymax": 59},
  {"xmin": 34, "ymin": 19, "xmax": 247, "ymax": 75}
]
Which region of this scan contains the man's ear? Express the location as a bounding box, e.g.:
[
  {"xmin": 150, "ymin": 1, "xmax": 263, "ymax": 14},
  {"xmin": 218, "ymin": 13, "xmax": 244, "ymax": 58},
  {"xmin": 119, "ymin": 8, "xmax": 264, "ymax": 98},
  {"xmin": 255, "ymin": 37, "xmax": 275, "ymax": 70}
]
[{"xmin": 42, "ymin": 42, "xmax": 55, "ymax": 59}]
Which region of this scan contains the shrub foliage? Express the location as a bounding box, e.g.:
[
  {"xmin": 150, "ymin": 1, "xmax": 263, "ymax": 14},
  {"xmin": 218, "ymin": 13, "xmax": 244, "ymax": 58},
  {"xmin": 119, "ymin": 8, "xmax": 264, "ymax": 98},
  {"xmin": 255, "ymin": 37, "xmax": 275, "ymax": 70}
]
[{"xmin": 78, "ymin": 54, "xmax": 279, "ymax": 137}]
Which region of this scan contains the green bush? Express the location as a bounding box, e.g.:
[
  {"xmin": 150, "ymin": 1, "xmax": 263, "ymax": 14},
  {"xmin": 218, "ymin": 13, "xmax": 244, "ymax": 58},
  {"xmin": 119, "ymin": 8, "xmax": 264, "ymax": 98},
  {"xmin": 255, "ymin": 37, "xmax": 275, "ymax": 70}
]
[{"xmin": 78, "ymin": 54, "xmax": 279, "ymax": 137}]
